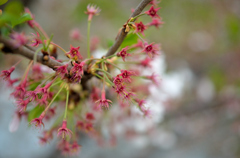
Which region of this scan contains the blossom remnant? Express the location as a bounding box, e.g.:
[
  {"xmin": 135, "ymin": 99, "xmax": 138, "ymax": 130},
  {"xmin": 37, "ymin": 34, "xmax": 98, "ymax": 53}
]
[
  {"xmin": 85, "ymin": 4, "xmax": 101, "ymax": 21},
  {"xmin": 58, "ymin": 120, "xmax": 73, "ymax": 139}
]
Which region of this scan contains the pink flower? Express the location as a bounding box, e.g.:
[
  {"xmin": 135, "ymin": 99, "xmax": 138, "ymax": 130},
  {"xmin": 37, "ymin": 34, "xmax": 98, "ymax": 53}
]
[
  {"xmin": 142, "ymin": 108, "xmax": 152, "ymax": 118},
  {"xmin": 85, "ymin": 4, "xmax": 101, "ymax": 21},
  {"xmin": 142, "ymin": 43, "xmax": 157, "ymax": 58},
  {"xmin": 26, "ymin": 90, "xmax": 38, "ymax": 101},
  {"xmin": 120, "ymin": 70, "xmax": 136, "ymax": 82},
  {"xmin": 25, "ymin": 8, "xmax": 39, "ymax": 28},
  {"xmin": 36, "ymin": 81, "xmax": 54, "ymax": 95},
  {"xmin": 32, "ymin": 64, "xmax": 44, "ymax": 80},
  {"xmin": 70, "ymin": 62, "xmax": 85, "ymax": 83},
  {"xmin": 147, "ymin": 18, "xmax": 164, "ymax": 28},
  {"xmin": 146, "ymin": 73, "xmax": 161, "ymax": 86},
  {"xmin": 39, "ymin": 130, "xmax": 53, "ymax": 145},
  {"xmin": 85, "ymin": 123, "xmax": 94, "ymax": 132},
  {"xmin": 136, "ymin": 99, "xmax": 146, "ymax": 108},
  {"xmin": 113, "ymin": 75, "xmax": 123, "ymax": 87},
  {"xmin": 95, "ymin": 91, "xmax": 112, "ymax": 109},
  {"xmin": 152, "ymin": 43, "xmax": 161, "ymax": 57},
  {"xmin": 58, "ymin": 140, "xmax": 71, "ymax": 156},
  {"xmin": 117, "ymin": 46, "xmax": 130, "ymax": 62},
  {"xmin": 135, "ymin": 21, "xmax": 147, "ymax": 35},
  {"xmin": 140, "ymin": 57, "xmax": 152, "ymax": 68},
  {"xmin": 115, "ymin": 85, "xmax": 126, "ymax": 97},
  {"xmin": 71, "ymin": 141, "xmax": 81, "ymax": 156},
  {"xmin": 10, "ymin": 32, "xmax": 29, "ymax": 48},
  {"xmin": 145, "ymin": 6, "xmax": 161, "ymax": 18},
  {"xmin": 66, "ymin": 45, "xmax": 82, "ymax": 61},
  {"xmin": 71, "ymin": 62, "xmax": 84, "ymax": 76},
  {"xmin": 11, "ymin": 81, "xmax": 27, "ymax": 99},
  {"xmin": 71, "ymin": 143, "xmax": 81, "ymax": 155},
  {"xmin": 70, "ymin": 74, "xmax": 82, "ymax": 83},
  {"xmin": 37, "ymin": 94, "xmax": 49, "ymax": 106},
  {"xmin": 86, "ymin": 113, "xmax": 95, "ymax": 121},
  {"xmin": 31, "ymin": 33, "xmax": 42, "ymax": 47},
  {"xmin": 55, "ymin": 64, "xmax": 69, "ymax": 79},
  {"xmin": 30, "ymin": 114, "xmax": 45, "ymax": 130},
  {"xmin": 16, "ymin": 99, "xmax": 30, "ymax": 112},
  {"xmin": 124, "ymin": 92, "xmax": 135, "ymax": 100},
  {"xmin": 76, "ymin": 121, "xmax": 85, "ymax": 131},
  {"xmin": 69, "ymin": 28, "xmax": 81, "ymax": 41},
  {"xmin": 44, "ymin": 107, "xmax": 56, "ymax": 120},
  {"xmin": 0, "ymin": 66, "xmax": 15, "ymax": 81},
  {"xmin": 133, "ymin": 40, "xmax": 144, "ymax": 49},
  {"xmin": 58, "ymin": 120, "xmax": 73, "ymax": 139}
]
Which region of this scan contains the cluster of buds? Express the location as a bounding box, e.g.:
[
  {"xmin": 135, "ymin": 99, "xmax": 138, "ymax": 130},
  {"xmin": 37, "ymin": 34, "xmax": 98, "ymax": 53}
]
[{"xmin": 0, "ymin": 1, "xmax": 163, "ymax": 156}]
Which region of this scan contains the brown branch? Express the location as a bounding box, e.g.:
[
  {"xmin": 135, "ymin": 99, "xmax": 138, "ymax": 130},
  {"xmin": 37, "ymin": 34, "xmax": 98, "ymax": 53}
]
[
  {"xmin": 105, "ymin": 0, "xmax": 152, "ymax": 57},
  {"xmin": 0, "ymin": 36, "xmax": 66, "ymax": 70}
]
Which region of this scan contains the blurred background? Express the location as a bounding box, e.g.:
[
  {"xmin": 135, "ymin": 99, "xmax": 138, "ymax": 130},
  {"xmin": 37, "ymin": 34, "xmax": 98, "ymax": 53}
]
[{"xmin": 1, "ymin": 0, "xmax": 240, "ymax": 158}]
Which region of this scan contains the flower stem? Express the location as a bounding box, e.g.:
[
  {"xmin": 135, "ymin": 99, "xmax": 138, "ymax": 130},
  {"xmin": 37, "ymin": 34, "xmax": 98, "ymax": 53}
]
[
  {"xmin": 21, "ymin": 60, "xmax": 33, "ymax": 82},
  {"xmin": 104, "ymin": 54, "xmax": 117, "ymax": 59},
  {"xmin": 43, "ymin": 83, "xmax": 65, "ymax": 115},
  {"xmin": 105, "ymin": 60, "xmax": 122, "ymax": 70},
  {"xmin": 50, "ymin": 42, "xmax": 68, "ymax": 54},
  {"xmin": 94, "ymin": 73, "xmax": 113, "ymax": 86},
  {"xmin": 45, "ymin": 34, "xmax": 54, "ymax": 51},
  {"xmin": 64, "ymin": 85, "xmax": 69, "ymax": 119},
  {"xmin": 131, "ymin": 13, "xmax": 146, "ymax": 21},
  {"xmin": 95, "ymin": 68, "xmax": 112, "ymax": 77},
  {"xmin": 103, "ymin": 73, "xmax": 114, "ymax": 86},
  {"xmin": 136, "ymin": 32, "xmax": 146, "ymax": 43},
  {"xmin": 87, "ymin": 20, "xmax": 92, "ymax": 58}
]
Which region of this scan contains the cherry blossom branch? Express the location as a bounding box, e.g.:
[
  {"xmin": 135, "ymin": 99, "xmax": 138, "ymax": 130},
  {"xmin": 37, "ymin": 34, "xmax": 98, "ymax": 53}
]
[
  {"xmin": 0, "ymin": 36, "xmax": 93, "ymax": 89},
  {"xmin": 105, "ymin": 0, "xmax": 152, "ymax": 57},
  {"xmin": 0, "ymin": 0, "xmax": 152, "ymax": 70}
]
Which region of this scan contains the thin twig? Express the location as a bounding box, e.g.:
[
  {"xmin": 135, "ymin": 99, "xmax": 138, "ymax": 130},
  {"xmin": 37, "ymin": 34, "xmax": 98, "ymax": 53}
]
[{"xmin": 105, "ymin": 0, "xmax": 152, "ymax": 57}]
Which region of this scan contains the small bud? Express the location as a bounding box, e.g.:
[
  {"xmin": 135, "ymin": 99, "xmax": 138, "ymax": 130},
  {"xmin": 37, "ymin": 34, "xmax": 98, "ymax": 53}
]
[
  {"xmin": 49, "ymin": 44, "xmax": 57, "ymax": 59},
  {"xmin": 0, "ymin": 43, "xmax": 4, "ymax": 50},
  {"xmin": 125, "ymin": 25, "xmax": 130, "ymax": 32},
  {"xmin": 43, "ymin": 55, "xmax": 49, "ymax": 61},
  {"xmin": 131, "ymin": 24, "xmax": 136, "ymax": 30}
]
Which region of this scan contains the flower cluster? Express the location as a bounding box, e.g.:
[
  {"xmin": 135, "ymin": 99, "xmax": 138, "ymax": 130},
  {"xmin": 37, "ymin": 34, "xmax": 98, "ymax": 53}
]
[{"xmin": 0, "ymin": 1, "xmax": 163, "ymax": 156}]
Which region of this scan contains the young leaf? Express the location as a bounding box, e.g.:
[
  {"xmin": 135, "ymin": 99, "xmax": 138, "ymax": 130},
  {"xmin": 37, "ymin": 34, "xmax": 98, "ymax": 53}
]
[{"xmin": 0, "ymin": 0, "xmax": 8, "ymax": 6}]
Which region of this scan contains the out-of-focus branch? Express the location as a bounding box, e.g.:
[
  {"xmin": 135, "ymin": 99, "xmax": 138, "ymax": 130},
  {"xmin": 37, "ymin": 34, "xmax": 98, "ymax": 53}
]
[
  {"xmin": 164, "ymin": 99, "xmax": 225, "ymax": 121},
  {"xmin": 105, "ymin": 0, "xmax": 152, "ymax": 57}
]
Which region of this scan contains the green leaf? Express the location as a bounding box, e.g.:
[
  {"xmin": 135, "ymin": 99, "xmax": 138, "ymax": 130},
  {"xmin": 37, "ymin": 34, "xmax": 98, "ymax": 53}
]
[
  {"xmin": 120, "ymin": 33, "xmax": 138, "ymax": 49},
  {"xmin": 11, "ymin": 13, "xmax": 32, "ymax": 27},
  {"xmin": 28, "ymin": 106, "xmax": 45, "ymax": 122},
  {"xmin": 0, "ymin": 1, "xmax": 26, "ymax": 27},
  {"xmin": 0, "ymin": 26, "xmax": 10, "ymax": 36},
  {"xmin": 4, "ymin": 1, "xmax": 23, "ymax": 17},
  {"xmin": 0, "ymin": 0, "xmax": 8, "ymax": 5}
]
